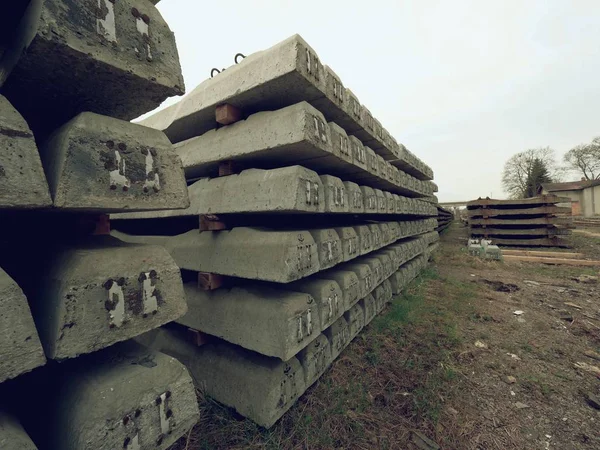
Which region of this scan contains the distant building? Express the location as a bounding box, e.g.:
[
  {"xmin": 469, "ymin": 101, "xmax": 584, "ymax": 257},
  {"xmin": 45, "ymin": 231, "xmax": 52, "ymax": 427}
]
[{"xmin": 538, "ymin": 179, "xmax": 600, "ymax": 216}]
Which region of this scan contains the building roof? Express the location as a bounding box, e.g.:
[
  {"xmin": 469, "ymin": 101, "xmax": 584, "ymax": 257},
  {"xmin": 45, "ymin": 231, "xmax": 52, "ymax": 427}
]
[{"xmin": 540, "ymin": 180, "xmax": 600, "ymax": 192}]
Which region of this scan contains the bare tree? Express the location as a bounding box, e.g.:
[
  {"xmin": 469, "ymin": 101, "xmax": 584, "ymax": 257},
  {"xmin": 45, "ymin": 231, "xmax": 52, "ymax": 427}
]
[
  {"xmin": 563, "ymin": 138, "xmax": 600, "ymax": 180},
  {"xmin": 502, "ymin": 147, "xmax": 560, "ymax": 198}
]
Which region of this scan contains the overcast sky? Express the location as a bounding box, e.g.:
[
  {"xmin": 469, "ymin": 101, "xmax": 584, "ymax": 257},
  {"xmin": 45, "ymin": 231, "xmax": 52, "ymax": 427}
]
[{"xmin": 152, "ymin": 0, "xmax": 599, "ymax": 202}]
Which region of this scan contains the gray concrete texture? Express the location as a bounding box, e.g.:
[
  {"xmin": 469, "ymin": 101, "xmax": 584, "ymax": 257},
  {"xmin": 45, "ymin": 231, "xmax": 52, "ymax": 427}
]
[
  {"xmin": 40, "ymin": 112, "xmax": 189, "ymax": 213},
  {"xmin": 28, "ymin": 239, "xmax": 187, "ymax": 360},
  {"xmin": 324, "ymin": 315, "xmax": 350, "ymax": 360},
  {"xmin": 141, "ymin": 228, "xmax": 320, "ymax": 283},
  {"xmin": 1, "ymin": 0, "xmax": 184, "ymax": 136},
  {"xmin": 139, "ymin": 34, "xmax": 432, "ymax": 180},
  {"xmin": 0, "ymin": 268, "xmax": 45, "ymax": 383},
  {"xmin": 38, "ymin": 342, "xmax": 199, "ymax": 450},
  {"xmin": 339, "ymin": 261, "xmax": 374, "ymax": 299},
  {"xmin": 283, "ymin": 278, "xmax": 345, "ymax": 333},
  {"xmin": 374, "ymin": 189, "xmax": 387, "ymax": 213},
  {"xmin": 177, "ymin": 283, "xmax": 319, "ymax": 361},
  {"xmin": 298, "ymin": 333, "xmax": 332, "ymax": 388},
  {"xmin": 0, "ymin": 410, "xmax": 37, "ymax": 450},
  {"xmin": 111, "ymin": 167, "xmax": 436, "ymax": 221},
  {"xmin": 353, "ymin": 225, "xmax": 373, "ymax": 256},
  {"xmin": 333, "ymin": 227, "xmax": 360, "ymax": 262},
  {"xmin": 361, "ymin": 293, "xmax": 377, "ymax": 326},
  {"xmin": 137, "ymin": 326, "xmax": 306, "ymax": 429},
  {"xmin": 308, "ymin": 228, "xmax": 343, "ymax": 270},
  {"xmin": 0, "ymin": 95, "xmax": 51, "ymax": 209},
  {"xmin": 170, "ymin": 102, "xmax": 429, "ymax": 198},
  {"xmin": 345, "ymin": 303, "xmax": 365, "ymax": 341},
  {"xmin": 316, "ymin": 268, "xmax": 360, "ymax": 310}
]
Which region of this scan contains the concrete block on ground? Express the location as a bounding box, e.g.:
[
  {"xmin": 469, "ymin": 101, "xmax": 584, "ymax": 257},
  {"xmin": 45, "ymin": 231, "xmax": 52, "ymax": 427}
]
[
  {"xmin": 40, "ymin": 112, "xmax": 188, "ymax": 212},
  {"xmin": 374, "ymin": 284, "xmax": 386, "ymax": 313},
  {"xmin": 341, "ymin": 261, "xmax": 374, "ymax": 299},
  {"xmin": 284, "ymin": 278, "xmax": 344, "ymax": 332},
  {"xmin": 372, "ymin": 252, "xmax": 393, "ymax": 279},
  {"xmin": 345, "ymin": 303, "xmax": 365, "ymax": 341},
  {"xmin": 316, "ymin": 268, "xmax": 360, "ymax": 310},
  {"xmin": 361, "ymin": 294, "xmax": 377, "ymax": 325},
  {"xmin": 0, "ymin": 268, "xmax": 45, "ymax": 383},
  {"xmin": 177, "ymin": 283, "xmax": 319, "ymax": 361},
  {"xmin": 343, "ymin": 181, "xmax": 364, "ymax": 213},
  {"xmin": 353, "ymin": 225, "xmax": 373, "ymax": 256},
  {"xmin": 0, "ymin": 410, "xmax": 37, "ymax": 450},
  {"xmin": 382, "ymin": 279, "xmax": 393, "ymax": 304},
  {"xmin": 2, "ymin": 0, "xmax": 184, "ymax": 138},
  {"xmin": 320, "ymin": 175, "xmax": 349, "ymax": 213},
  {"xmin": 298, "ymin": 333, "xmax": 332, "ymax": 388},
  {"xmin": 141, "ymin": 328, "xmax": 306, "ymax": 429},
  {"xmin": 164, "ymin": 228, "xmax": 320, "ymax": 283},
  {"xmin": 35, "ymin": 342, "xmax": 198, "ymax": 450},
  {"xmin": 0, "ymin": 95, "xmax": 51, "ymax": 209},
  {"xmin": 309, "ymin": 228, "xmax": 343, "ymax": 270},
  {"xmin": 24, "ymin": 239, "xmax": 186, "ymax": 360},
  {"xmin": 324, "ymin": 315, "xmax": 350, "ymax": 360},
  {"xmin": 334, "ymin": 226, "xmax": 359, "ymax": 262},
  {"xmin": 360, "ymin": 186, "xmax": 378, "ymax": 213}
]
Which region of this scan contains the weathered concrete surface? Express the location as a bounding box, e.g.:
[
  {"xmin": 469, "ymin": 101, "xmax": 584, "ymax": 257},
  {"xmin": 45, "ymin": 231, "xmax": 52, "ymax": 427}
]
[
  {"xmin": 467, "ymin": 206, "xmax": 572, "ymax": 217},
  {"xmin": 342, "ymin": 259, "xmax": 375, "ymax": 297},
  {"xmin": 177, "ymin": 283, "xmax": 319, "ymax": 361},
  {"xmin": 387, "ymin": 221, "xmax": 401, "ymax": 242},
  {"xmin": 353, "ymin": 225, "xmax": 373, "ymax": 256},
  {"xmin": 344, "ymin": 181, "xmax": 364, "ymax": 213},
  {"xmin": 163, "ymin": 228, "xmax": 320, "ymax": 283},
  {"xmin": 360, "ymin": 256, "xmax": 384, "ymax": 289},
  {"xmin": 374, "ymin": 189, "xmax": 387, "ymax": 213},
  {"xmin": 139, "ymin": 327, "xmax": 306, "ymax": 428},
  {"xmin": 137, "ymin": 33, "xmax": 432, "ymax": 179},
  {"xmin": 372, "ymin": 251, "xmax": 393, "ymax": 279},
  {"xmin": 324, "ymin": 315, "xmax": 350, "ymax": 360},
  {"xmin": 467, "ymin": 195, "xmax": 570, "ymax": 208},
  {"xmin": 298, "ymin": 333, "xmax": 332, "ymax": 387},
  {"xmin": 1, "ymin": 0, "xmax": 184, "ymax": 137},
  {"xmin": 320, "ymin": 174, "xmax": 349, "ymax": 213},
  {"xmin": 469, "ymin": 227, "xmax": 571, "ymax": 237},
  {"xmin": 468, "ymin": 217, "xmax": 573, "ymax": 226},
  {"xmin": 345, "ymin": 303, "xmax": 365, "ymax": 341},
  {"xmin": 361, "ymin": 186, "xmax": 378, "ymax": 212},
  {"xmin": 333, "ymin": 227, "xmax": 359, "ymax": 262},
  {"xmin": 316, "ymin": 268, "xmax": 360, "ymax": 310},
  {"xmin": 385, "ymin": 191, "xmax": 396, "ymax": 214},
  {"xmin": 0, "ymin": 268, "xmax": 45, "ymax": 383},
  {"xmin": 170, "ymin": 101, "xmax": 427, "ymax": 197},
  {"xmin": 0, "ymin": 95, "xmax": 51, "ymax": 209},
  {"xmin": 40, "ymin": 112, "xmax": 189, "ymax": 212},
  {"xmin": 379, "ymin": 223, "xmax": 392, "ymax": 246},
  {"xmin": 27, "ymin": 239, "xmax": 186, "ymax": 360},
  {"xmin": 361, "ymin": 293, "xmax": 377, "ymax": 326},
  {"xmin": 368, "ymin": 224, "xmax": 383, "ymax": 249},
  {"xmin": 0, "ymin": 410, "xmax": 37, "ymax": 450},
  {"xmin": 39, "ymin": 343, "xmax": 198, "ymax": 450},
  {"xmin": 190, "ymin": 166, "xmax": 324, "ymax": 215},
  {"xmin": 309, "ymin": 228, "xmax": 343, "ymax": 270},
  {"xmin": 283, "ymin": 278, "xmax": 344, "ymax": 332}
]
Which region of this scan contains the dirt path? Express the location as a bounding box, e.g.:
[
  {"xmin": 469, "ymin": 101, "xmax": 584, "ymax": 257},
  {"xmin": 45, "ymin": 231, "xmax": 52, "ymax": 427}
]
[{"xmin": 172, "ymin": 224, "xmax": 600, "ymax": 449}]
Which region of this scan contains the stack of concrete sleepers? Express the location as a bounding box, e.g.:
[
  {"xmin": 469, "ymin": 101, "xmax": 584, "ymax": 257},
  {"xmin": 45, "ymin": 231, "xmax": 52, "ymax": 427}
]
[
  {"xmin": 112, "ymin": 34, "xmax": 439, "ymax": 428},
  {"xmin": 0, "ymin": 2, "xmax": 199, "ymax": 448},
  {"xmin": 467, "ymin": 195, "xmax": 573, "ymax": 247},
  {"xmin": 436, "ymin": 205, "xmax": 453, "ymax": 233}
]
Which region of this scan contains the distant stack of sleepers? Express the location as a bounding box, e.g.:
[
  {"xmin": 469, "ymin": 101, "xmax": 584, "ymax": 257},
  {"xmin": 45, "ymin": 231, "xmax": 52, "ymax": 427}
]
[
  {"xmin": 112, "ymin": 34, "xmax": 440, "ymax": 428},
  {"xmin": 467, "ymin": 195, "xmax": 573, "ymax": 247},
  {"xmin": 0, "ymin": 2, "xmax": 200, "ymax": 448},
  {"xmin": 436, "ymin": 205, "xmax": 453, "ymax": 233}
]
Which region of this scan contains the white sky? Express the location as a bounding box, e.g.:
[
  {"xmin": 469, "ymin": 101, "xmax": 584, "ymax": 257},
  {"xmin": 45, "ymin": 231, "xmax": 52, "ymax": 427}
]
[{"xmin": 153, "ymin": 0, "xmax": 600, "ymax": 202}]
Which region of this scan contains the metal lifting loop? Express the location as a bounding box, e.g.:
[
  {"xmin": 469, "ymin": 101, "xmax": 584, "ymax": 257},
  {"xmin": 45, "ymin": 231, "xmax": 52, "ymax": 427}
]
[
  {"xmin": 210, "ymin": 68, "xmax": 221, "ymax": 78},
  {"xmin": 234, "ymin": 53, "xmax": 246, "ymax": 64}
]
